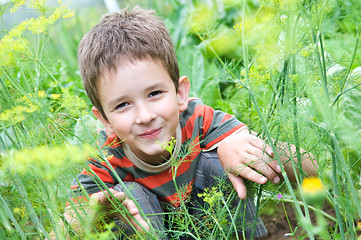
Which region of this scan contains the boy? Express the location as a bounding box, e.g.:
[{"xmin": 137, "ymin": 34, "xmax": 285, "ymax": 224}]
[{"xmin": 62, "ymin": 6, "xmax": 317, "ymax": 239}]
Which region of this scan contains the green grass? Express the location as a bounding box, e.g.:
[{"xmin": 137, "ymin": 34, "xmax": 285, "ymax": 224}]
[{"xmin": 1, "ymin": 0, "xmax": 361, "ymax": 239}]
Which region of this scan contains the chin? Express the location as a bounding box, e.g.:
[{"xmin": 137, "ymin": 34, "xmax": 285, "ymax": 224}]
[{"xmin": 148, "ymin": 147, "xmax": 167, "ymax": 157}]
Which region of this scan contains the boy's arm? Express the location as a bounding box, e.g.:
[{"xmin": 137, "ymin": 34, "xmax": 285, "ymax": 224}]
[
  {"xmin": 217, "ymin": 127, "xmax": 317, "ymax": 199},
  {"xmin": 49, "ymin": 190, "xmax": 149, "ymax": 239}
]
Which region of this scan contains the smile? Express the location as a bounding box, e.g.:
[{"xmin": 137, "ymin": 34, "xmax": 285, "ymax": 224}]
[{"xmin": 140, "ymin": 128, "xmax": 162, "ymax": 139}]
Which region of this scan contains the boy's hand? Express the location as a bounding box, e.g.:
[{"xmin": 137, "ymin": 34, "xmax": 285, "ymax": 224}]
[
  {"xmin": 217, "ymin": 130, "xmax": 282, "ymax": 199},
  {"xmin": 90, "ymin": 189, "xmax": 150, "ymax": 231}
]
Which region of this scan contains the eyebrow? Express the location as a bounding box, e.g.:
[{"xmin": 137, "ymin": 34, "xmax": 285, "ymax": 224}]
[
  {"xmin": 146, "ymin": 82, "xmax": 166, "ymax": 91},
  {"xmin": 106, "ymin": 82, "xmax": 168, "ymax": 108},
  {"xmin": 107, "ymin": 95, "xmax": 126, "ymax": 108}
]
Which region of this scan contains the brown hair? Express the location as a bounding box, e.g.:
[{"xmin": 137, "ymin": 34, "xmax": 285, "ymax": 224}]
[{"xmin": 78, "ymin": 6, "xmax": 179, "ymax": 120}]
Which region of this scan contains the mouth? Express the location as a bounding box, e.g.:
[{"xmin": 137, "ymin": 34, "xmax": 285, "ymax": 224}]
[{"xmin": 139, "ymin": 128, "xmax": 162, "ymax": 139}]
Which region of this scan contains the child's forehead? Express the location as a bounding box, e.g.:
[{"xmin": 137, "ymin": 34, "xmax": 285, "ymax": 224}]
[
  {"xmin": 97, "ymin": 58, "xmax": 174, "ymax": 89},
  {"xmin": 99, "ymin": 58, "xmax": 168, "ymax": 81}
]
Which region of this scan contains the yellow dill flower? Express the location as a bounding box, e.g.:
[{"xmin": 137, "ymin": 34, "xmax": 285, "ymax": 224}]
[
  {"xmin": 0, "ymin": 0, "xmax": 74, "ymax": 66},
  {"xmin": 18, "ymin": 95, "xmax": 33, "ymax": 105},
  {"xmin": 0, "ymin": 91, "xmax": 50, "ymax": 125},
  {"xmin": 6, "ymin": 144, "xmax": 94, "ymax": 180},
  {"xmin": 8, "ymin": 20, "xmax": 28, "ymax": 38},
  {"xmin": 28, "ymin": 0, "xmax": 47, "ymax": 11},
  {"xmin": 13, "ymin": 206, "xmax": 27, "ymax": 218},
  {"xmin": 37, "ymin": 90, "xmax": 46, "ymax": 98},
  {"xmin": 0, "ymin": 20, "xmax": 29, "ymax": 65},
  {"xmin": 301, "ymin": 177, "xmax": 326, "ymax": 204},
  {"xmin": 233, "ymin": 19, "xmax": 253, "ymax": 36},
  {"xmin": 50, "ymin": 94, "xmax": 61, "ymax": 100},
  {"xmin": 197, "ymin": 186, "xmax": 222, "ymax": 208},
  {"xmin": 158, "ymin": 137, "xmax": 176, "ymax": 155},
  {"xmin": 0, "ymin": 104, "xmax": 38, "ymax": 124},
  {"xmin": 239, "ymin": 64, "xmax": 273, "ymax": 88},
  {"xmin": 300, "ymin": 46, "xmax": 313, "ymax": 58},
  {"xmin": 10, "ymin": 0, "xmax": 26, "ymax": 13},
  {"xmin": 26, "ymin": 16, "xmax": 50, "ymax": 33},
  {"xmin": 49, "ymin": 3, "xmax": 74, "ymax": 21},
  {"xmin": 0, "ymin": 37, "xmax": 29, "ymax": 66},
  {"xmin": 61, "ymin": 90, "xmax": 87, "ymax": 117}
]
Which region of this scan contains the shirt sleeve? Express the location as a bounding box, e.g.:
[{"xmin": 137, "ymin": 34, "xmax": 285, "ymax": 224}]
[
  {"xmin": 69, "ymin": 130, "xmax": 121, "ymax": 202},
  {"xmin": 181, "ymin": 98, "xmax": 246, "ymax": 150}
]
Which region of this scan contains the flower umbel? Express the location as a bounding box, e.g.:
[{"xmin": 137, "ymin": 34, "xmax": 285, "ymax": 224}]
[
  {"xmin": 5, "ymin": 144, "xmax": 94, "ymax": 180},
  {"xmin": 0, "ymin": 0, "xmax": 74, "ymax": 66}
]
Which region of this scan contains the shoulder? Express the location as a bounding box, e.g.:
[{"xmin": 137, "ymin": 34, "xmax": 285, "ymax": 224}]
[
  {"xmin": 188, "ymin": 97, "xmax": 204, "ymax": 104},
  {"xmin": 97, "ymin": 129, "xmax": 122, "ymax": 149},
  {"xmin": 183, "ymin": 97, "xmax": 210, "ymax": 116}
]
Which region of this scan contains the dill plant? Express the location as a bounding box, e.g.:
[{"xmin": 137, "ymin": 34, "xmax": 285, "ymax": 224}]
[
  {"xmin": 179, "ymin": 0, "xmax": 361, "ymax": 239},
  {"xmin": 196, "ymin": 0, "xmax": 361, "ymax": 239},
  {"xmin": 1, "ymin": 0, "xmax": 361, "ymax": 239},
  {"xmin": 0, "ymin": 1, "xmax": 98, "ymax": 239}
]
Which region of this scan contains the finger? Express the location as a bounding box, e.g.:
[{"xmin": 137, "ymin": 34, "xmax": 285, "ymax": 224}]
[
  {"xmin": 129, "ymin": 212, "xmax": 150, "ymax": 231},
  {"xmin": 267, "ymin": 158, "xmax": 282, "ymax": 173},
  {"xmin": 112, "ymin": 191, "xmax": 126, "ymax": 202},
  {"xmin": 247, "ymin": 146, "xmax": 281, "ymax": 174},
  {"xmin": 246, "ymin": 144, "xmax": 274, "ymax": 161},
  {"xmin": 122, "ymin": 198, "xmax": 139, "ymax": 215},
  {"xmin": 230, "ymin": 164, "xmax": 269, "ymax": 185},
  {"xmin": 90, "ymin": 192, "xmax": 104, "ymax": 207},
  {"xmin": 96, "ymin": 190, "xmax": 125, "ymax": 205},
  {"xmin": 248, "ymin": 148, "xmax": 281, "ymax": 174},
  {"xmin": 227, "ymin": 173, "xmax": 247, "ymax": 199},
  {"xmin": 120, "ymin": 199, "xmax": 150, "ymax": 231},
  {"xmin": 240, "ymin": 154, "xmax": 280, "ymax": 183},
  {"xmin": 96, "ymin": 192, "xmax": 113, "ymax": 204},
  {"xmin": 248, "ymin": 136, "xmax": 274, "ymax": 156}
]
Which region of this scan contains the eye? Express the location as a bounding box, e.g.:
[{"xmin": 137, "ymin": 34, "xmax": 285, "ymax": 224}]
[
  {"xmin": 149, "ymin": 90, "xmax": 163, "ymax": 98},
  {"xmin": 115, "ymin": 102, "xmax": 129, "ymax": 110}
]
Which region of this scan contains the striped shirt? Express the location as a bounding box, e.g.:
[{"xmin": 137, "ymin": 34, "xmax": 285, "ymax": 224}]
[{"xmin": 71, "ymin": 98, "xmax": 245, "ymax": 207}]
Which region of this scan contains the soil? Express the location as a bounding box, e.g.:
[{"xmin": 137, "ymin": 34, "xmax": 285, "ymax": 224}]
[{"xmin": 257, "ymin": 201, "xmax": 337, "ymax": 240}]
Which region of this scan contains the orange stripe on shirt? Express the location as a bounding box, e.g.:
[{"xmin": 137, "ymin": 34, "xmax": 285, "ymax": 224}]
[
  {"xmin": 220, "ymin": 114, "xmax": 232, "ymax": 124},
  {"xmin": 81, "ymin": 163, "xmax": 115, "ymax": 184},
  {"xmin": 101, "ymin": 153, "xmax": 134, "ymax": 169},
  {"xmin": 136, "ymin": 143, "xmax": 201, "ymax": 189},
  {"xmin": 181, "ymin": 104, "xmax": 210, "ymax": 140},
  {"xmin": 159, "ymin": 180, "xmax": 194, "ymax": 207},
  {"xmin": 199, "ymin": 105, "xmax": 214, "ymax": 140},
  {"xmin": 204, "ymin": 125, "xmax": 244, "ymax": 149}
]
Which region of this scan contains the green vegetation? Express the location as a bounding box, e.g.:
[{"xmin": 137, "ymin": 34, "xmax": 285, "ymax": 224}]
[{"xmin": 1, "ymin": 0, "xmax": 361, "ymax": 239}]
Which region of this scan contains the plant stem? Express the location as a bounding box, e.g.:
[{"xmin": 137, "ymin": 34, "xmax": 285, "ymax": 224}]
[
  {"xmin": 250, "ymin": 185, "xmax": 263, "ymax": 240},
  {"xmin": 330, "ymin": 148, "xmax": 345, "ymax": 239},
  {"xmin": 226, "ymin": 198, "xmax": 243, "ymax": 240},
  {"xmin": 246, "ymin": 89, "xmax": 315, "ymax": 239},
  {"xmin": 0, "ymin": 192, "xmax": 26, "ymax": 239},
  {"xmin": 14, "ymin": 174, "xmax": 50, "ymax": 239}
]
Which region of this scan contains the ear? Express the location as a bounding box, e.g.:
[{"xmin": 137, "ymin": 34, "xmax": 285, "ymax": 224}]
[
  {"xmin": 92, "ymin": 106, "xmax": 114, "ymax": 134},
  {"xmin": 177, "ymin": 76, "xmax": 190, "ymax": 112}
]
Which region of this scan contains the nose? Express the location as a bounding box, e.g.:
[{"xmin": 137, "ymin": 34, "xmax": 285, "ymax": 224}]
[{"xmin": 135, "ymin": 103, "xmax": 156, "ymax": 125}]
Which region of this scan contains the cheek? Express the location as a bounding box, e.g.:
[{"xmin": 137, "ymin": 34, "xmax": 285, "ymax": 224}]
[
  {"xmin": 159, "ymin": 97, "xmax": 179, "ymax": 116},
  {"xmin": 109, "ymin": 117, "xmax": 132, "ymax": 136},
  {"xmin": 161, "ymin": 100, "xmax": 180, "ymax": 126}
]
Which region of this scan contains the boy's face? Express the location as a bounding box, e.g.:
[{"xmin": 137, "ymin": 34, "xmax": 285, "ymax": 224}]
[{"xmin": 92, "ymin": 59, "xmax": 190, "ymax": 165}]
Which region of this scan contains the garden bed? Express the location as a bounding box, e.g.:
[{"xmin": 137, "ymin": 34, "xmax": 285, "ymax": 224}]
[{"xmin": 259, "ymin": 201, "xmax": 343, "ymax": 239}]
